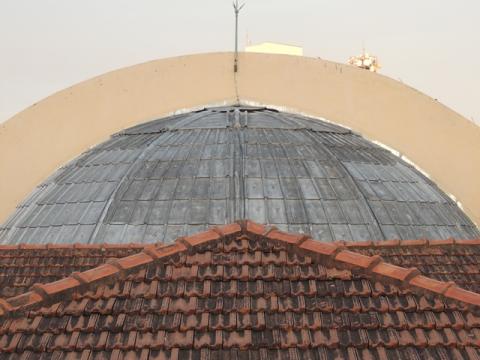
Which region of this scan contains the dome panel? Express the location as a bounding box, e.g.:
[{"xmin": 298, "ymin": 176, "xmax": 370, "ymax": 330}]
[{"xmin": 1, "ymin": 106, "xmax": 478, "ymax": 244}]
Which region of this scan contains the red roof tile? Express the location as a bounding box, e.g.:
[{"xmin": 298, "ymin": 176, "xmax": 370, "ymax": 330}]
[
  {"xmin": 0, "ymin": 246, "xmax": 143, "ymax": 298},
  {"xmin": 1, "ymin": 221, "xmax": 480, "ymax": 357}
]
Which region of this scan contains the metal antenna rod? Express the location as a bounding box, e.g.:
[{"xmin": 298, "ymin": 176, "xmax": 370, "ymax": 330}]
[{"xmin": 233, "ymin": 0, "xmax": 245, "ymax": 73}]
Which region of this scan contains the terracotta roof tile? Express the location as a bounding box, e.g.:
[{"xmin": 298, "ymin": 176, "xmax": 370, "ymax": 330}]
[
  {"xmin": 445, "ymin": 286, "xmax": 480, "ymax": 307},
  {"xmin": 181, "ymin": 230, "xmax": 221, "ymax": 248},
  {"xmin": 1, "ymin": 221, "xmax": 480, "ymax": 357},
  {"xmin": 299, "ymin": 238, "xmax": 339, "ymax": 257},
  {"xmin": 335, "ymin": 250, "xmax": 381, "ymax": 270},
  {"xmin": 370, "ymin": 262, "xmax": 420, "ymax": 283},
  {"xmin": 7, "ymin": 291, "xmax": 43, "ymax": 311}
]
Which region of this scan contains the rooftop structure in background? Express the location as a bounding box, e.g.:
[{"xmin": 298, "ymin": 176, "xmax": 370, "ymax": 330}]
[
  {"xmin": 245, "ymin": 42, "xmax": 303, "ymax": 56},
  {"xmin": 348, "ymin": 50, "xmax": 381, "ymax": 72}
]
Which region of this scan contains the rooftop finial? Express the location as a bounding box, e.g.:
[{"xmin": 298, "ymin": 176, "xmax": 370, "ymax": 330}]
[{"xmin": 233, "ymin": 0, "xmax": 245, "ymax": 73}]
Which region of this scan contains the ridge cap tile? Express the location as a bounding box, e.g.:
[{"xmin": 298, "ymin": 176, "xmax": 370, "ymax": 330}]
[
  {"xmin": 455, "ymin": 238, "xmax": 480, "ymax": 245},
  {"xmin": 428, "ymin": 238, "xmax": 455, "ymax": 246},
  {"xmin": 18, "ymin": 243, "xmax": 47, "ymax": 250},
  {"xmin": 73, "ymin": 243, "xmax": 103, "ymax": 249},
  {"xmin": 343, "ymin": 237, "xmax": 480, "ymax": 248},
  {"xmin": 373, "ymin": 239, "xmax": 401, "ymax": 247},
  {"xmin": 299, "ymin": 239, "xmax": 339, "ymax": 257},
  {"xmin": 244, "ymin": 220, "xmax": 267, "ymax": 235},
  {"xmin": 444, "ymin": 286, "xmax": 480, "ymax": 307},
  {"xmin": 72, "ymin": 263, "xmax": 120, "ymax": 285},
  {"xmin": 266, "ymin": 229, "xmax": 309, "ymax": 246},
  {"xmin": 7, "ymin": 291, "xmax": 43, "ymax": 311},
  {"xmin": 399, "ymin": 239, "xmax": 429, "ymax": 246},
  {"xmin": 408, "ymin": 275, "xmax": 455, "ymax": 295},
  {"xmin": 30, "ymin": 277, "xmax": 81, "ymax": 300},
  {"xmin": 345, "ymin": 240, "xmax": 374, "ymax": 248},
  {"xmin": 46, "ymin": 243, "xmax": 75, "ymax": 249},
  {"xmin": 111, "ymin": 252, "xmax": 154, "ymax": 272},
  {"xmin": 334, "ymin": 250, "xmax": 380, "ymax": 270},
  {"xmin": 182, "ymin": 229, "xmax": 221, "ymax": 247},
  {"xmin": 148, "ymin": 242, "xmax": 187, "ymax": 258},
  {"xmin": 212, "ymin": 223, "xmax": 242, "ymax": 237},
  {"xmin": 370, "ymin": 262, "xmax": 414, "ymax": 282},
  {"xmin": 0, "ymin": 299, "xmax": 12, "ymax": 313},
  {"xmin": 0, "ymin": 244, "xmax": 19, "ymax": 250}
]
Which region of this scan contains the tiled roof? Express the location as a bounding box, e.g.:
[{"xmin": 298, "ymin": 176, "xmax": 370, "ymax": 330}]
[
  {"xmin": 1, "ymin": 221, "xmax": 480, "ymax": 358},
  {"xmin": 2, "ymin": 106, "xmax": 478, "ymax": 245},
  {"xmin": 348, "ymin": 239, "xmax": 480, "ymax": 294},
  {"xmin": 0, "ymin": 245, "xmax": 144, "ymax": 298},
  {"xmin": 2, "ymin": 238, "xmax": 480, "ymax": 299}
]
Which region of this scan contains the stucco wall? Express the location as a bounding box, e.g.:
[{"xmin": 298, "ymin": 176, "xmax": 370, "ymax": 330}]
[{"xmin": 0, "ymin": 52, "xmax": 479, "ymax": 227}]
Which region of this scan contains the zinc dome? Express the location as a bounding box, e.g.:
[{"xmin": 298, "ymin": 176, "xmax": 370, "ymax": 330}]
[{"xmin": 1, "ymin": 106, "xmax": 478, "ymax": 245}]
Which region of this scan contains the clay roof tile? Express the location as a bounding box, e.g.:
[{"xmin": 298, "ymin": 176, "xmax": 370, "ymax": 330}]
[{"xmin": 1, "ymin": 220, "xmax": 480, "ymax": 356}]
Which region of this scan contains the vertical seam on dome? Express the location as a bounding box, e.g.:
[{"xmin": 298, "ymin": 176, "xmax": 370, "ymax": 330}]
[
  {"xmin": 303, "ymin": 130, "xmax": 388, "ymax": 241},
  {"xmin": 156, "ymin": 131, "xmax": 191, "ymax": 243},
  {"xmin": 170, "ymin": 128, "xmax": 210, "ymax": 241},
  {"xmin": 90, "ymin": 111, "xmax": 216, "ymax": 244},
  {"xmin": 226, "ymin": 112, "xmax": 235, "ymax": 223},
  {"xmin": 231, "ymin": 109, "xmax": 246, "ymax": 221},
  {"xmin": 264, "ymin": 112, "xmax": 361, "ymax": 242},
  {"xmin": 137, "ymin": 130, "xmax": 182, "ymax": 242},
  {"xmin": 88, "ymin": 131, "xmax": 169, "ymax": 243},
  {"xmin": 274, "ymin": 133, "xmax": 312, "ymax": 235},
  {"xmin": 239, "ymin": 117, "xmax": 247, "ymax": 220}
]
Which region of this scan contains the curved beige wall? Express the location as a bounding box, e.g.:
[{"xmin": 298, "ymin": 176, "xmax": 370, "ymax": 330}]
[{"xmin": 0, "ymin": 52, "xmax": 479, "ymax": 227}]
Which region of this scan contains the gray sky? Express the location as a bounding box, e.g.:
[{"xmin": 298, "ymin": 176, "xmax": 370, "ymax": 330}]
[{"xmin": 1, "ymin": 0, "xmax": 479, "ymax": 125}]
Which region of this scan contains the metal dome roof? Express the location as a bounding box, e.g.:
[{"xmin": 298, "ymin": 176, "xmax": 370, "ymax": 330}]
[{"xmin": 1, "ymin": 106, "xmax": 478, "ymax": 244}]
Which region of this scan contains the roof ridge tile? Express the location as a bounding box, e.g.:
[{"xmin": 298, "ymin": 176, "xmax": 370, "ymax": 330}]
[
  {"xmin": 46, "ymin": 243, "xmax": 77, "ymax": 250},
  {"xmin": 30, "ymin": 277, "xmax": 82, "ymax": 302},
  {"xmin": 18, "ymin": 243, "xmax": 47, "ymax": 250},
  {"xmin": 369, "ymin": 262, "xmax": 418, "ymax": 283},
  {"xmin": 181, "ymin": 229, "xmax": 221, "ymax": 248},
  {"xmin": 71, "ymin": 272, "xmax": 89, "ymax": 285},
  {"xmin": 266, "ymin": 229, "xmax": 311, "ymax": 247},
  {"xmin": 344, "ymin": 237, "xmax": 480, "ymax": 248},
  {"xmin": 0, "ymin": 244, "xmax": 19, "ymax": 250},
  {"xmin": 444, "ymin": 286, "xmax": 480, "ymax": 308},
  {"xmin": 0, "ymin": 299, "xmax": 12, "ymax": 316},
  {"xmin": 210, "ymin": 223, "xmax": 243, "ymax": 237},
  {"xmin": 335, "ymin": 250, "xmax": 382, "ymax": 270},
  {"xmin": 399, "ymin": 239, "xmax": 429, "ymax": 246},
  {"xmin": 1, "ymin": 220, "xmax": 480, "ymax": 318},
  {"xmin": 73, "ymin": 243, "xmax": 103, "ymax": 249},
  {"xmin": 455, "ymin": 238, "xmax": 480, "ymax": 245}
]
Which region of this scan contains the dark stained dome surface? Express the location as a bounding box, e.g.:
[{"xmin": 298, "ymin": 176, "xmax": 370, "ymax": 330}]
[{"xmin": 0, "ymin": 106, "xmax": 478, "ymax": 244}]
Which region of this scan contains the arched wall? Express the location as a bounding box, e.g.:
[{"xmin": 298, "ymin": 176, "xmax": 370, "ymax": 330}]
[{"xmin": 0, "ymin": 52, "xmax": 479, "ymax": 226}]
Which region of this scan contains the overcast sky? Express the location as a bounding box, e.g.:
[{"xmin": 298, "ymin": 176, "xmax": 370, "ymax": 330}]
[{"xmin": 1, "ymin": 0, "xmax": 479, "ymax": 125}]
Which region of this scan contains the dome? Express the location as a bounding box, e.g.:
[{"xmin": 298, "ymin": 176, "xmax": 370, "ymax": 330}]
[{"xmin": 0, "ymin": 106, "xmax": 478, "ymax": 245}]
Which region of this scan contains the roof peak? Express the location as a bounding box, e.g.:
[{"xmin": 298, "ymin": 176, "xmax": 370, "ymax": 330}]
[{"xmin": 1, "ymin": 220, "xmax": 479, "ymax": 318}]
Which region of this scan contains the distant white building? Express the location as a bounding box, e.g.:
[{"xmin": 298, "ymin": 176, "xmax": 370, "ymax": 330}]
[{"xmin": 245, "ymin": 42, "xmax": 303, "ymax": 56}]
